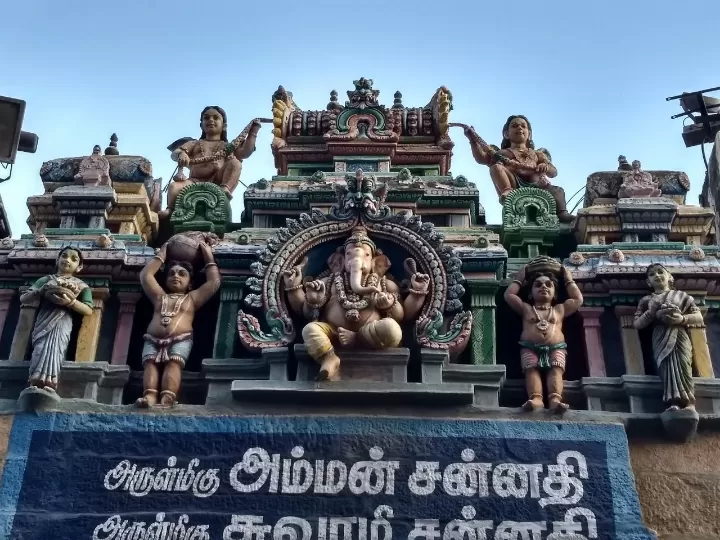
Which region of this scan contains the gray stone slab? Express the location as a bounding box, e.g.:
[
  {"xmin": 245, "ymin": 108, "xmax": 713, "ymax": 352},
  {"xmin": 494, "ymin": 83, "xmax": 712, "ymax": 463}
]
[
  {"xmin": 261, "ymin": 347, "xmax": 290, "ymax": 382},
  {"xmin": 420, "ymin": 349, "xmax": 447, "ymax": 384},
  {"xmin": 442, "ymin": 364, "xmax": 506, "ymax": 407},
  {"xmin": 231, "ymin": 380, "xmax": 474, "ymax": 406},
  {"xmin": 581, "ymin": 377, "xmax": 629, "ymax": 412},
  {"xmin": 202, "ymin": 358, "xmax": 270, "ymax": 404},
  {"xmin": 294, "ymin": 345, "xmax": 409, "ymax": 383},
  {"xmin": 97, "ymin": 364, "xmax": 130, "ymax": 405}
]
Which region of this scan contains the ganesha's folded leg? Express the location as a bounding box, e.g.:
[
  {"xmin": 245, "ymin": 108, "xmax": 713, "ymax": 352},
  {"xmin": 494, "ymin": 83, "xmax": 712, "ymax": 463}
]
[
  {"xmin": 302, "ymin": 322, "xmax": 341, "ymax": 381},
  {"xmin": 302, "ymin": 322, "xmax": 337, "ymax": 360},
  {"xmin": 357, "ymin": 318, "xmax": 403, "ymax": 349}
]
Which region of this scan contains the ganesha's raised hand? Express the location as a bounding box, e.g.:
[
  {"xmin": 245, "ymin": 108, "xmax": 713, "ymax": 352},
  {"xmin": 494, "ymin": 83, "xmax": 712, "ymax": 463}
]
[
  {"xmin": 282, "ymin": 265, "xmax": 304, "ymax": 289},
  {"xmin": 305, "ymin": 280, "xmax": 326, "ymax": 305},
  {"xmin": 410, "ymin": 272, "xmax": 430, "ymax": 294}
]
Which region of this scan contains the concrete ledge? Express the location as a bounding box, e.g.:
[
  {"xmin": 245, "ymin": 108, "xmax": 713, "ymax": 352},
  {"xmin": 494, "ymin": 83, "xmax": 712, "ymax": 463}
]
[
  {"xmin": 231, "ymin": 380, "xmax": 474, "ymax": 406},
  {"xmin": 97, "ymin": 364, "xmax": 130, "ymax": 405},
  {"xmin": 442, "ymin": 364, "xmax": 506, "ymax": 407},
  {"xmin": 420, "ymin": 349, "xmax": 447, "ymax": 384},
  {"xmin": 262, "ymin": 347, "xmax": 290, "ymax": 382},
  {"xmin": 294, "ymin": 345, "xmax": 409, "ymax": 383},
  {"xmin": 500, "ymin": 379, "xmax": 585, "ymax": 410},
  {"xmin": 582, "ymin": 377, "xmax": 629, "ymax": 412},
  {"xmin": 202, "ymin": 358, "xmax": 270, "ymax": 405}
]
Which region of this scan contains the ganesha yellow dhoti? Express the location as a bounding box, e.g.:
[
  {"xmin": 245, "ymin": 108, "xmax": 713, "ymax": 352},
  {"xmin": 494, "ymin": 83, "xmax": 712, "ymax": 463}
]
[{"xmin": 302, "ymin": 319, "xmax": 403, "ymax": 360}]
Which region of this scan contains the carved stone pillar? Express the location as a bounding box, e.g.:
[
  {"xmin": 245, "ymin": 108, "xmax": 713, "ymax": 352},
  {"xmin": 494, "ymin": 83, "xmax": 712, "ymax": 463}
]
[
  {"xmin": 691, "ymin": 306, "xmax": 714, "ymax": 378},
  {"xmin": 0, "ymin": 289, "xmax": 16, "ymax": 341},
  {"xmin": 9, "ymin": 289, "xmax": 38, "ymax": 361},
  {"xmin": 213, "ymin": 278, "xmax": 244, "ymax": 359},
  {"xmin": 467, "ymin": 280, "xmax": 499, "ymax": 365},
  {"xmin": 75, "ymin": 288, "xmax": 110, "ymax": 363},
  {"xmin": 579, "ymin": 307, "xmax": 606, "ymax": 377},
  {"xmin": 111, "ymin": 291, "xmax": 142, "ymax": 365},
  {"xmin": 615, "ymin": 306, "xmax": 645, "ymax": 375}
]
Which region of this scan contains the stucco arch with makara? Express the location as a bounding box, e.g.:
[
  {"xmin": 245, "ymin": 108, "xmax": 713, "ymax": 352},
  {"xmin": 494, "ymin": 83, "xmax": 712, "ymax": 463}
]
[{"xmin": 237, "ymin": 170, "xmax": 472, "ymax": 356}]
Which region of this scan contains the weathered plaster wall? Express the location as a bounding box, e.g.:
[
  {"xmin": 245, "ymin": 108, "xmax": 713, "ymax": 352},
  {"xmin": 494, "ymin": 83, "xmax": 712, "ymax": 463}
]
[
  {"xmin": 0, "ymin": 415, "xmax": 13, "ymax": 486},
  {"xmin": 629, "ymin": 433, "xmax": 720, "ymax": 540}
]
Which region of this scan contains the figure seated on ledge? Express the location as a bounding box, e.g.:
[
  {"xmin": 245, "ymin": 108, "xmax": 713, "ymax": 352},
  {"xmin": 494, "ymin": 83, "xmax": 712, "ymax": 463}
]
[
  {"xmin": 504, "ymin": 256, "xmax": 584, "ymax": 413},
  {"xmin": 282, "ymin": 227, "xmax": 429, "ymax": 381},
  {"xmin": 160, "ymin": 106, "xmax": 265, "ymax": 218},
  {"xmin": 457, "ymin": 115, "xmax": 573, "ymax": 222}
]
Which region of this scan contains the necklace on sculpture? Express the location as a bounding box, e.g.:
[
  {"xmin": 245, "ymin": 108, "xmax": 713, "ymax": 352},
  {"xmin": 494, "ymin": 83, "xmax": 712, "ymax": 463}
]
[
  {"xmin": 161, "ymin": 294, "xmax": 188, "ymax": 326},
  {"xmin": 532, "ymin": 305, "xmax": 552, "ymax": 335}
]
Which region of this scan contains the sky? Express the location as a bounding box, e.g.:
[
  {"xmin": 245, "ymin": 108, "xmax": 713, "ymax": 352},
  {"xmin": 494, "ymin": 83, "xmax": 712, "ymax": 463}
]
[{"xmin": 1, "ymin": 0, "xmax": 719, "ymax": 236}]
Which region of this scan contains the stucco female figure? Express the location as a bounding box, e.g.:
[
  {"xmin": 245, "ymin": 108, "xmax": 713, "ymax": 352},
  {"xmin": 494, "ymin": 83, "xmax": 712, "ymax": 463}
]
[
  {"xmin": 20, "ymin": 247, "xmax": 94, "ymax": 391},
  {"xmin": 137, "ymin": 242, "xmax": 221, "ymax": 407},
  {"xmin": 633, "ymin": 263, "xmax": 702, "ymax": 411},
  {"xmin": 460, "ymin": 115, "xmax": 573, "ymax": 222},
  {"xmin": 160, "ymin": 106, "xmax": 262, "ymax": 218},
  {"xmin": 283, "ymin": 226, "xmax": 429, "ymax": 381},
  {"xmin": 504, "ymin": 260, "xmax": 583, "ymax": 413}
]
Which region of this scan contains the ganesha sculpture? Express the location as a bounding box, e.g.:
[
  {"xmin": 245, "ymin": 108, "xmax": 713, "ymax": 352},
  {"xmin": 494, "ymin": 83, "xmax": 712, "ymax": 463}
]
[
  {"xmin": 237, "ymin": 170, "xmax": 472, "ymax": 376},
  {"xmin": 282, "ymin": 227, "xmax": 429, "ymax": 380}
]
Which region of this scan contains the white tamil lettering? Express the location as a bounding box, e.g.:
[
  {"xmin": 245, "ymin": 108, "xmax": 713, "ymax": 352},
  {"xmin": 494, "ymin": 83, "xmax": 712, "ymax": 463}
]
[
  {"xmin": 103, "ymin": 457, "xmax": 219, "ymax": 498},
  {"xmin": 93, "ymin": 513, "xmax": 210, "ymax": 540}
]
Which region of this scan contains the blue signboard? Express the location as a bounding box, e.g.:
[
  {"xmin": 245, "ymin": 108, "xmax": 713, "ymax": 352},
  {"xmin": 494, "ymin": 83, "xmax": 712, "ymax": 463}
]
[{"xmin": 0, "ymin": 413, "xmax": 656, "ymax": 540}]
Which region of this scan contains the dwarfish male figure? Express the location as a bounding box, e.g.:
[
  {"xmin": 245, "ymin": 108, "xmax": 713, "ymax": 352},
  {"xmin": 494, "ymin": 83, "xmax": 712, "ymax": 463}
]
[{"xmin": 504, "ymin": 258, "xmax": 583, "ymax": 413}]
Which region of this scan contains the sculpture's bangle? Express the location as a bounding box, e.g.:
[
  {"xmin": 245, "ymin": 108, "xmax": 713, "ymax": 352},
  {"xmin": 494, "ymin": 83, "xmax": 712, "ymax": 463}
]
[
  {"xmin": 285, "ymin": 284, "xmax": 303, "ymax": 292},
  {"xmin": 682, "ymin": 315, "xmax": 688, "ymax": 325},
  {"xmin": 153, "ymin": 255, "xmax": 165, "ymax": 264},
  {"xmin": 564, "ymin": 279, "xmax": 576, "ymax": 286},
  {"xmin": 203, "ymin": 262, "xmax": 218, "ymax": 270},
  {"xmin": 409, "ymin": 288, "xmax": 429, "ymax": 296},
  {"xmin": 305, "ymin": 300, "xmax": 324, "ymax": 310},
  {"xmin": 512, "ymin": 279, "xmax": 524, "ymax": 287},
  {"xmin": 68, "ymin": 299, "xmax": 77, "ymax": 309}
]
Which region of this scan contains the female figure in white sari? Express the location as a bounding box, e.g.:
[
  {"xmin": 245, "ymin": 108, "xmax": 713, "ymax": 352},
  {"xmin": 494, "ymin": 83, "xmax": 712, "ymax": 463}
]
[
  {"xmin": 20, "ymin": 247, "xmax": 93, "ymax": 391},
  {"xmin": 634, "ymin": 263, "xmax": 704, "ymax": 411}
]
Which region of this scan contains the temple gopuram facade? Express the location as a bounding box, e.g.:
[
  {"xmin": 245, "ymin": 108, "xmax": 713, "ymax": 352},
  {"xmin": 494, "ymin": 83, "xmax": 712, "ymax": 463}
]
[{"xmin": 0, "ymin": 79, "xmax": 718, "ymax": 539}]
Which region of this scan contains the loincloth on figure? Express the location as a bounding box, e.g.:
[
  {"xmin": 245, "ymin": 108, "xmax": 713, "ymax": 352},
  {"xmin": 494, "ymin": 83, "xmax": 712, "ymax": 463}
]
[
  {"xmin": 303, "ymin": 319, "xmax": 402, "ymax": 359},
  {"xmin": 519, "ymin": 340, "xmax": 567, "ymax": 372},
  {"xmin": 142, "ymin": 332, "xmax": 193, "ymax": 368}
]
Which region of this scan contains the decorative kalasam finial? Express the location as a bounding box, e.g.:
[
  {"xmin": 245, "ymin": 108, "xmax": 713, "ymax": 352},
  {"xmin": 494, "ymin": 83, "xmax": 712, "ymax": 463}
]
[
  {"xmin": 272, "ymin": 85, "xmax": 294, "ymax": 105},
  {"xmin": 618, "ymin": 155, "xmax": 632, "ymax": 171},
  {"xmin": 393, "ymin": 91, "xmax": 404, "ymax": 109},
  {"xmin": 346, "ymin": 77, "xmax": 380, "ymax": 109},
  {"xmin": 327, "ymin": 90, "xmax": 342, "ymax": 111},
  {"xmin": 104, "ymin": 133, "xmax": 119, "ymax": 156}
]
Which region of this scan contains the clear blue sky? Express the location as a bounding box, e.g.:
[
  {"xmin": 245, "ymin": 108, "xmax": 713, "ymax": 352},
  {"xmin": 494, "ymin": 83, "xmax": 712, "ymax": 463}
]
[{"xmin": 1, "ymin": 0, "xmax": 718, "ymax": 236}]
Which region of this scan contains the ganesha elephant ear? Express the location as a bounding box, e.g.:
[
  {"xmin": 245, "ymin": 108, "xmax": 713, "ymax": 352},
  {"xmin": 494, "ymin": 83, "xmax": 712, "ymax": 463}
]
[
  {"xmin": 327, "ymin": 252, "xmax": 344, "ymax": 274},
  {"xmin": 373, "ymin": 254, "xmax": 392, "ymax": 276}
]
